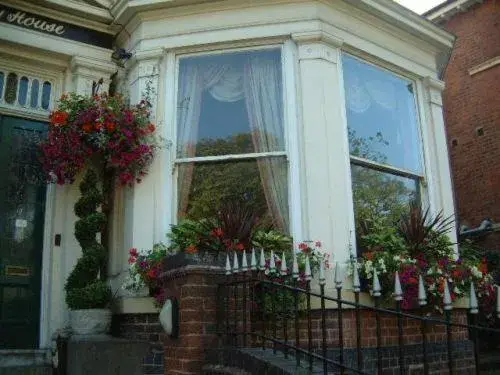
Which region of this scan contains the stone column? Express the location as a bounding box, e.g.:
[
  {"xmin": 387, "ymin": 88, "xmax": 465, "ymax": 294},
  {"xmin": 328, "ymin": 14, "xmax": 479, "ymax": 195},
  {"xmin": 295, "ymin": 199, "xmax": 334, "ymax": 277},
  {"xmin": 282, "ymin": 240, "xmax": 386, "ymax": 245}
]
[
  {"xmin": 292, "ymin": 31, "xmax": 353, "ymax": 271},
  {"xmin": 423, "ymin": 77, "xmax": 458, "ymax": 247}
]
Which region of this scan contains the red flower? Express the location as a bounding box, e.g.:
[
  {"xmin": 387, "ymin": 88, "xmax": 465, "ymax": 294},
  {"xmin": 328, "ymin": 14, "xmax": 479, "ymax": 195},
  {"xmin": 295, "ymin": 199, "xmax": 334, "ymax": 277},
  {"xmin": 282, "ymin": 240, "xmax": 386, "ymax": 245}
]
[
  {"xmin": 186, "ymin": 245, "xmax": 198, "ymax": 254},
  {"xmin": 211, "ymin": 228, "xmax": 224, "ymax": 238},
  {"xmin": 408, "ymin": 277, "xmax": 418, "ymax": 285},
  {"xmin": 94, "ymin": 122, "xmax": 103, "ymax": 131},
  {"xmin": 236, "ymin": 243, "xmax": 245, "ymax": 251},
  {"xmin": 106, "ymin": 122, "xmax": 116, "ymax": 132},
  {"xmin": 364, "ymin": 251, "xmax": 374, "ymax": 261},
  {"xmin": 298, "ymin": 243, "xmax": 308, "ymax": 250},
  {"xmin": 129, "ymin": 248, "xmax": 138, "ymax": 257},
  {"xmin": 50, "ymin": 111, "xmax": 69, "ymax": 126},
  {"xmin": 82, "ymin": 123, "xmax": 93, "ymax": 133},
  {"xmin": 148, "ymin": 123, "xmax": 156, "ymax": 133}
]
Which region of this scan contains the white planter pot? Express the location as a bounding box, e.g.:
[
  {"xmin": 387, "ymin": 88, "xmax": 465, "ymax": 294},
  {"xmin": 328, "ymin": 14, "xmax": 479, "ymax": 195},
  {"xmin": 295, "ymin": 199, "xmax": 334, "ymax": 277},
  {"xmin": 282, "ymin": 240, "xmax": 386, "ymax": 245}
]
[{"xmin": 70, "ymin": 309, "xmax": 112, "ymax": 335}]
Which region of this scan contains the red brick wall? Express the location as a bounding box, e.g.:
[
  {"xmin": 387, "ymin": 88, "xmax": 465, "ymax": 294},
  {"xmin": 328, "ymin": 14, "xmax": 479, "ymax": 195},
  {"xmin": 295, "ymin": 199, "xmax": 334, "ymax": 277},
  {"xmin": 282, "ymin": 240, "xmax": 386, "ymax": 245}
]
[{"xmin": 441, "ymin": 0, "xmax": 500, "ymax": 249}]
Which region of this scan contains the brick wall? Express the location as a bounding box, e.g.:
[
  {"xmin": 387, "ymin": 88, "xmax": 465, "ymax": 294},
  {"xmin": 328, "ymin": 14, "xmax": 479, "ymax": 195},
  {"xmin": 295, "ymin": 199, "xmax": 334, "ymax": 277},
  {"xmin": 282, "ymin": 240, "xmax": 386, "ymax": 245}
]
[
  {"xmin": 112, "ymin": 313, "xmax": 165, "ymax": 375},
  {"xmin": 440, "ymin": 0, "xmax": 500, "ymax": 249}
]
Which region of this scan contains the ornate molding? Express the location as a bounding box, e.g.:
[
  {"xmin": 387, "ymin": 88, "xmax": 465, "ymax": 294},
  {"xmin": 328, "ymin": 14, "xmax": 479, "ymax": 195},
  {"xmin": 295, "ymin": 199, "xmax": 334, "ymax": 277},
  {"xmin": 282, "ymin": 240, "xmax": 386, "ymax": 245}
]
[
  {"xmin": 126, "ymin": 48, "xmax": 165, "ymax": 85},
  {"xmin": 70, "ymin": 55, "xmax": 116, "ymax": 95},
  {"xmin": 291, "ymin": 30, "xmax": 343, "ymax": 64}
]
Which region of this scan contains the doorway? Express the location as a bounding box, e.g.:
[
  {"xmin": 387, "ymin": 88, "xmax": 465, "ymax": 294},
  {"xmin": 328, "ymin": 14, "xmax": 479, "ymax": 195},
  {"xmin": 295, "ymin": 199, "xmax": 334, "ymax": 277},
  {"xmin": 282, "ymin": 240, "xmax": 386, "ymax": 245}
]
[{"xmin": 0, "ymin": 114, "xmax": 47, "ymax": 349}]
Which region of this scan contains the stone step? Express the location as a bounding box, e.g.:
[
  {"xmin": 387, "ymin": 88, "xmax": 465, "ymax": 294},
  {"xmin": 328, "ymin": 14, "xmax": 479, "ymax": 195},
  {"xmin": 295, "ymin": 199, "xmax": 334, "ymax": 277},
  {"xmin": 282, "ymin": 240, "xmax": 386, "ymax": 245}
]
[
  {"xmin": 202, "ymin": 364, "xmax": 252, "ymax": 375},
  {"xmin": 0, "ymin": 366, "xmax": 52, "ymax": 375},
  {"xmin": 0, "ymin": 350, "xmax": 51, "ymax": 368}
]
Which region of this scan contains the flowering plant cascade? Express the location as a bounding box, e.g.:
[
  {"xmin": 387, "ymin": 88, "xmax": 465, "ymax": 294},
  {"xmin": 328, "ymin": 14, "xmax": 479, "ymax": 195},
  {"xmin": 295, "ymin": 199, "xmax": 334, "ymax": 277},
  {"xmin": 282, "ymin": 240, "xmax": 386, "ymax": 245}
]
[
  {"xmin": 124, "ymin": 244, "xmax": 174, "ymax": 306},
  {"xmin": 40, "ymin": 93, "xmax": 159, "ymax": 186}
]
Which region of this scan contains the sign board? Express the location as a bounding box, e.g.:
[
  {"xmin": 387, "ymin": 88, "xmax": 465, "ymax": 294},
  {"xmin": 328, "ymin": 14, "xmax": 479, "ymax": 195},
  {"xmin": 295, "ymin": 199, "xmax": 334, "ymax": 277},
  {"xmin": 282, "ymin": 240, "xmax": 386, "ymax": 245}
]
[{"xmin": 0, "ymin": 5, "xmax": 113, "ymax": 49}]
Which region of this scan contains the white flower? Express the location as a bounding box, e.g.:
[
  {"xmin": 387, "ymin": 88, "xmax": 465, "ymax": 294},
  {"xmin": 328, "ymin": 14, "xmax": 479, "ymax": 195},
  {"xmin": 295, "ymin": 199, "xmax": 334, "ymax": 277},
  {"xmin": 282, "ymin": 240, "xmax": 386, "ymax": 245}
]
[
  {"xmin": 393, "ymin": 255, "xmax": 401, "ymax": 262},
  {"xmin": 470, "ymin": 266, "xmax": 483, "ymax": 279}
]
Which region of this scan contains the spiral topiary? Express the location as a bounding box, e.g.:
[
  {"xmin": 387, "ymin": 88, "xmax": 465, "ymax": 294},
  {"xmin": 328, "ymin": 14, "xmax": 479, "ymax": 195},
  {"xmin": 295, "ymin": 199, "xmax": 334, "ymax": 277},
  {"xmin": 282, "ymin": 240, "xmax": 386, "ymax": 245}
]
[{"xmin": 65, "ymin": 169, "xmax": 112, "ymax": 310}]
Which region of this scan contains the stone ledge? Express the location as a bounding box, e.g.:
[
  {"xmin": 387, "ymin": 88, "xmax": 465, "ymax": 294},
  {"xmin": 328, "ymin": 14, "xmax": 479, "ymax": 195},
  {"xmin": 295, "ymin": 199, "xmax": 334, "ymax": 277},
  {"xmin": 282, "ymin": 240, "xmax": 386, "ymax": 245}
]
[{"xmin": 112, "ymin": 297, "xmax": 158, "ymax": 314}]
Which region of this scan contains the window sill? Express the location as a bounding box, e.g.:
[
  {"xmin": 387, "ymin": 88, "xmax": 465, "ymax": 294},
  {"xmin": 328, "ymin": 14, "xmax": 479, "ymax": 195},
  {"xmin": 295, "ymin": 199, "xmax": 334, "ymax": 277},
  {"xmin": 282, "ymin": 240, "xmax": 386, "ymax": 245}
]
[{"xmin": 111, "ymin": 296, "xmax": 159, "ymax": 314}]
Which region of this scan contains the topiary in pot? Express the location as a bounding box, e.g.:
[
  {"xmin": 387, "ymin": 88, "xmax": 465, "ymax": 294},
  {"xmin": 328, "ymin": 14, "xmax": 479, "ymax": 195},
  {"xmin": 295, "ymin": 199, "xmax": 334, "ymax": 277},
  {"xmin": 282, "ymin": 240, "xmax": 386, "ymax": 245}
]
[{"xmin": 65, "ymin": 169, "xmax": 112, "ymax": 335}]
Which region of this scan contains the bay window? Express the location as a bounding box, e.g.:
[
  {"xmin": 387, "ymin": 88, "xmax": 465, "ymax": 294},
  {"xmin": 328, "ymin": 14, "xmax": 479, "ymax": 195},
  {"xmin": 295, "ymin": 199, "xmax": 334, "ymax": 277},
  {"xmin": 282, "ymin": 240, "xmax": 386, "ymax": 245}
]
[
  {"xmin": 174, "ymin": 48, "xmax": 289, "ymax": 232},
  {"xmin": 342, "ymin": 54, "xmax": 424, "ymax": 252}
]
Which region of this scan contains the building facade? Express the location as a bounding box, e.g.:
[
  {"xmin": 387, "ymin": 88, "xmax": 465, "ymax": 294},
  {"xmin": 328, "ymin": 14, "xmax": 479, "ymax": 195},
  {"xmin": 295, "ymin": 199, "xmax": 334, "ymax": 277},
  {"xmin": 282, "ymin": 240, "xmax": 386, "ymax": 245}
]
[
  {"xmin": 0, "ymin": 0, "xmax": 455, "ymax": 356},
  {"xmin": 426, "ymin": 0, "xmax": 500, "ymax": 251}
]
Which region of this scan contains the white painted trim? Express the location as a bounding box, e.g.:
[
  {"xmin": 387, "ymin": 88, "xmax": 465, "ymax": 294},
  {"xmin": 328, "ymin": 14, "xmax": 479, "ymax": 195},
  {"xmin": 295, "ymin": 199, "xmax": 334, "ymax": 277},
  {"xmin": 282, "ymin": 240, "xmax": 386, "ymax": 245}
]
[
  {"xmin": 349, "ymin": 156, "xmax": 423, "ymax": 180},
  {"xmin": 283, "ymin": 39, "xmax": 303, "ymax": 242},
  {"xmin": 469, "ymin": 56, "xmax": 500, "ymax": 76},
  {"xmin": 426, "ymin": 0, "xmax": 484, "ymax": 22},
  {"xmin": 175, "ymin": 151, "xmax": 287, "ymax": 164},
  {"xmin": 39, "ymin": 184, "xmax": 56, "ymax": 349}
]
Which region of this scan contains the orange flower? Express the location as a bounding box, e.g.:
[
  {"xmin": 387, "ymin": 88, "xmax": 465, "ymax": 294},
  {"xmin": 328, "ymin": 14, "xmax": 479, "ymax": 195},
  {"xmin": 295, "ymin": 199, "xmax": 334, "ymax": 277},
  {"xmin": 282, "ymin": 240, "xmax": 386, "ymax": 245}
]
[
  {"xmin": 106, "ymin": 122, "xmax": 116, "ymax": 132},
  {"xmin": 82, "ymin": 123, "xmax": 93, "ymax": 133},
  {"xmin": 94, "ymin": 122, "xmax": 103, "ymax": 131},
  {"xmin": 186, "ymin": 245, "xmax": 198, "ymax": 254},
  {"xmin": 50, "ymin": 111, "xmax": 69, "ymax": 126},
  {"xmin": 211, "ymin": 228, "xmax": 224, "ymax": 238},
  {"xmin": 235, "ymin": 243, "xmax": 245, "ymax": 251}
]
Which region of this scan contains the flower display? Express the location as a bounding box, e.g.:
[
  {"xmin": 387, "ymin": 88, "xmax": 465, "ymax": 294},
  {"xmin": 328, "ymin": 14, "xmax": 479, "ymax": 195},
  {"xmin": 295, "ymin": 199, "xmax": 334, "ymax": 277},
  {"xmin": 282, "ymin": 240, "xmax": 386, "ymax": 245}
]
[
  {"xmin": 40, "ymin": 93, "xmax": 160, "ymax": 186},
  {"xmin": 123, "ymin": 243, "xmax": 173, "ymax": 306},
  {"xmin": 350, "ymin": 250, "xmax": 494, "ymax": 312}
]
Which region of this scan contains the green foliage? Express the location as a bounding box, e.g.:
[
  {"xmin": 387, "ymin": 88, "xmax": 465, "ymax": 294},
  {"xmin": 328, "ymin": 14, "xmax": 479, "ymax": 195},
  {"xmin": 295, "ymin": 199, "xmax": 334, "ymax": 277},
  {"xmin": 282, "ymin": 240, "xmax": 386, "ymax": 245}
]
[
  {"xmin": 65, "ymin": 169, "xmax": 111, "ymax": 310},
  {"xmin": 66, "ymin": 280, "xmax": 112, "ymax": 310},
  {"xmin": 251, "ymin": 230, "xmax": 292, "ymax": 253}
]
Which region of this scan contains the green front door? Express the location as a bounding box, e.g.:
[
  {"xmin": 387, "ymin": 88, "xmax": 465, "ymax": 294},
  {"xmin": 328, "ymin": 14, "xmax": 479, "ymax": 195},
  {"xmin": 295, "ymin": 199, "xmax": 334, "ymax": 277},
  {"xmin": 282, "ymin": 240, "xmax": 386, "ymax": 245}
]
[{"xmin": 0, "ymin": 115, "xmax": 47, "ymax": 349}]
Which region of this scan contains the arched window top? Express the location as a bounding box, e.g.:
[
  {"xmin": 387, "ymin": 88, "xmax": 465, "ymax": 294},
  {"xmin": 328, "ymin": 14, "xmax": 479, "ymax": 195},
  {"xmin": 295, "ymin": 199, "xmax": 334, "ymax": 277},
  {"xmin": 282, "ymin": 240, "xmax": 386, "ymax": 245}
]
[
  {"xmin": 41, "ymin": 81, "xmax": 52, "ymax": 110},
  {"xmin": 0, "ymin": 70, "xmax": 53, "ymax": 113},
  {"xmin": 5, "ymin": 72, "xmax": 18, "ymax": 104}
]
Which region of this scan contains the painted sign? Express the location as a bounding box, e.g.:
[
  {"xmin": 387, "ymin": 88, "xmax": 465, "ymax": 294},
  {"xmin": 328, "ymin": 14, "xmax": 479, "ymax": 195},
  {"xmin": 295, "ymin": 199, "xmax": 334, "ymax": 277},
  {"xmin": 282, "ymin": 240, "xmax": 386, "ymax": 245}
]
[{"xmin": 0, "ymin": 5, "xmax": 113, "ymax": 49}]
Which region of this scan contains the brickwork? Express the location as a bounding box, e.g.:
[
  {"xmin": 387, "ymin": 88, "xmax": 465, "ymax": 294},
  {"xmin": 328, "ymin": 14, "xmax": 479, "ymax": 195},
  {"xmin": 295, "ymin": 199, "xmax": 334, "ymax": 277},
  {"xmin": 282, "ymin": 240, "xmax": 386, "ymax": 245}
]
[
  {"xmin": 112, "ymin": 313, "xmax": 165, "ymax": 375},
  {"xmin": 161, "ymin": 266, "xmax": 225, "ymax": 375},
  {"xmin": 440, "ymin": 0, "xmax": 500, "ymax": 249}
]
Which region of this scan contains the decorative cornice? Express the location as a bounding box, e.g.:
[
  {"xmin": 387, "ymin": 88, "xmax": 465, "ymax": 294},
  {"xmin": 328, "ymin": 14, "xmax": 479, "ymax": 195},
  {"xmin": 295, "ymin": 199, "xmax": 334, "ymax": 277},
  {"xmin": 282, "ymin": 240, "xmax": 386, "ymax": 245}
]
[
  {"xmin": 291, "ymin": 30, "xmax": 344, "ymax": 48},
  {"xmin": 70, "ymin": 55, "xmax": 116, "ymax": 74},
  {"xmin": 292, "ymin": 30, "xmax": 343, "ymax": 64}
]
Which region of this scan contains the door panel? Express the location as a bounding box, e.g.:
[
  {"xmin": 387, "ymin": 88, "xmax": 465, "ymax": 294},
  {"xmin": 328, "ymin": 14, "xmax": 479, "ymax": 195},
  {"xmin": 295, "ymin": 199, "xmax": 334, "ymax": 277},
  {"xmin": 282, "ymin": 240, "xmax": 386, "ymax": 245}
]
[{"xmin": 0, "ymin": 115, "xmax": 47, "ymax": 349}]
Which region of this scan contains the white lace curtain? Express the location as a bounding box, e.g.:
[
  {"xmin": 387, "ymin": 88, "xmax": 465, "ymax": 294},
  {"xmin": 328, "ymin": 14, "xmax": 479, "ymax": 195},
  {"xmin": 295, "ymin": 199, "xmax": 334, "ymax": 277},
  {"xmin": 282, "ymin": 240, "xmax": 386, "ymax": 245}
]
[{"xmin": 176, "ymin": 55, "xmax": 288, "ymax": 231}]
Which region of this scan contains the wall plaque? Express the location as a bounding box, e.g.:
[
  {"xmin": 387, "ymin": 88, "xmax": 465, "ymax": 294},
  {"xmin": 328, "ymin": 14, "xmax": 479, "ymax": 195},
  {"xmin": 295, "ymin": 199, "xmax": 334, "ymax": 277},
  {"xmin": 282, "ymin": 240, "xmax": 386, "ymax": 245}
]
[{"xmin": 0, "ymin": 5, "xmax": 113, "ymax": 49}]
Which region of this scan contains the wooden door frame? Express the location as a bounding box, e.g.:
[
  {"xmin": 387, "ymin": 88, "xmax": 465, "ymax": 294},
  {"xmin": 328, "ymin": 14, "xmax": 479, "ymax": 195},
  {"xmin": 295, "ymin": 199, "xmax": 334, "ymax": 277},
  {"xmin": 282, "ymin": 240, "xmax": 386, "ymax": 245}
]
[{"xmin": 0, "ymin": 109, "xmax": 55, "ymax": 349}]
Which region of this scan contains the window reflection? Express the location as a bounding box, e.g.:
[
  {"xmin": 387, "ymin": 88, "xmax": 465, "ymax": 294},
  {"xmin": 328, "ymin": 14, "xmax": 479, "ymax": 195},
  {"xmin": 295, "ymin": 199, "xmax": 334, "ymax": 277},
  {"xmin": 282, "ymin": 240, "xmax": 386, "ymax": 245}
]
[
  {"xmin": 41, "ymin": 81, "xmax": 51, "ymax": 110},
  {"xmin": 30, "ymin": 80, "xmax": 39, "ymax": 108},
  {"xmin": 18, "ymin": 77, "xmax": 29, "ymax": 106},
  {"xmin": 343, "ymin": 55, "xmax": 422, "ymax": 173}
]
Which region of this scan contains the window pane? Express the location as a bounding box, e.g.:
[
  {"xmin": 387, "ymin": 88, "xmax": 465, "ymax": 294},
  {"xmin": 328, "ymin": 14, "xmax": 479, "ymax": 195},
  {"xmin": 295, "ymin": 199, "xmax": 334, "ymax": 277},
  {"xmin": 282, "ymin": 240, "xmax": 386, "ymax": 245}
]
[
  {"xmin": 351, "ymin": 164, "xmax": 419, "ymax": 241},
  {"xmin": 176, "ymin": 49, "xmax": 284, "ymax": 158},
  {"xmin": 343, "ymin": 55, "xmax": 422, "ymax": 173},
  {"xmin": 30, "ymin": 80, "xmax": 39, "ymax": 108},
  {"xmin": 5, "ymin": 73, "xmax": 18, "ymax": 104},
  {"xmin": 41, "ymin": 81, "xmax": 51, "ymax": 110},
  {"xmin": 177, "ymin": 157, "xmax": 288, "ymax": 232},
  {"xmin": 18, "ymin": 77, "xmax": 29, "ymax": 106}
]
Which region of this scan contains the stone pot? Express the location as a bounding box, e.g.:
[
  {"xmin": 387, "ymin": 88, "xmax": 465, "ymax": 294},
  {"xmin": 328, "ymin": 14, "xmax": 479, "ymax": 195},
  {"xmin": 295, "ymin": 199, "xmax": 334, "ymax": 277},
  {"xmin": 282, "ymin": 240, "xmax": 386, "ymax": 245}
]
[
  {"xmin": 70, "ymin": 309, "xmax": 112, "ymax": 335},
  {"xmin": 163, "ymin": 251, "xmax": 227, "ymax": 272}
]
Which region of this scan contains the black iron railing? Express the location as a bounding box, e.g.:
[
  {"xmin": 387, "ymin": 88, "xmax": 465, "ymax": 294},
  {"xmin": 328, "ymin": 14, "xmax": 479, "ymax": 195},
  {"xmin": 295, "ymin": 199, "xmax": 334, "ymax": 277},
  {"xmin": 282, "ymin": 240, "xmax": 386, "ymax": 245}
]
[{"xmin": 216, "ymin": 250, "xmax": 500, "ymax": 375}]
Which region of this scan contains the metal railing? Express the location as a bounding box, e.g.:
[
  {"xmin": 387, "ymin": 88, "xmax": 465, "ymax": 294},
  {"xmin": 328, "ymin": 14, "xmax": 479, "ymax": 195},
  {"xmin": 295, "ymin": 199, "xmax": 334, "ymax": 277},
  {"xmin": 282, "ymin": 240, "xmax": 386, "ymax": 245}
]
[{"xmin": 216, "ymin": 249, "xmax": 500, "ymax": 375}]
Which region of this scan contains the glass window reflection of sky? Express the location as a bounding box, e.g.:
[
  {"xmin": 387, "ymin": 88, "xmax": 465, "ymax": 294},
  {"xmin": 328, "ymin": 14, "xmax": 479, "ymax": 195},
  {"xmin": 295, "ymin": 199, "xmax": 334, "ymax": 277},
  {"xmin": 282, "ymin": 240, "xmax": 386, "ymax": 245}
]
[{"xmin": 343, "ymin": 55, "xmax": 422, "ymax": 174}]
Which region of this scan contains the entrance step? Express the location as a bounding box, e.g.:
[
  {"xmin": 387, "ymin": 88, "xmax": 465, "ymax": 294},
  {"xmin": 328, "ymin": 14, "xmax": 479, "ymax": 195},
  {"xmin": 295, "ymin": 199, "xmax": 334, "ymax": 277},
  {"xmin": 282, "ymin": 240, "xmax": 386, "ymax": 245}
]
[
  {"xmin": 0, "ymin": 366, "xmax": 51, "ymax": 375},
  {"xmin": 0, "ymin": 350, "xmax": 51, "ymax": 375}
]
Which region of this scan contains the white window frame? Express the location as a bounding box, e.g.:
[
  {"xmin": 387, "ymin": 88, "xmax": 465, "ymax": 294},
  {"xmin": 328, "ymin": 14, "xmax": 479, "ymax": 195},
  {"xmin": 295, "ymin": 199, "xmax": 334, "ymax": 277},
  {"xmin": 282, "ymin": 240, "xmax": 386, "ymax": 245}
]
[
  {"xmin": 340, "ymin": 52, "xmax": 430, "ymax": 252},
  {"xmin": 162, "ymin": 40, "xmax": 303, "ymax": 241}
]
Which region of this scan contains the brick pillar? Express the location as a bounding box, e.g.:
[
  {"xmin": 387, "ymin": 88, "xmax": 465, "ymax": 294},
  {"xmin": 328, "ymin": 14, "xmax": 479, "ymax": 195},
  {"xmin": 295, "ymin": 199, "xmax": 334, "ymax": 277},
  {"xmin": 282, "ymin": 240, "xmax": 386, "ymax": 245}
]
[{"xmin": 162, "ymin": 266, "xmax": 224, "ymax": 375}]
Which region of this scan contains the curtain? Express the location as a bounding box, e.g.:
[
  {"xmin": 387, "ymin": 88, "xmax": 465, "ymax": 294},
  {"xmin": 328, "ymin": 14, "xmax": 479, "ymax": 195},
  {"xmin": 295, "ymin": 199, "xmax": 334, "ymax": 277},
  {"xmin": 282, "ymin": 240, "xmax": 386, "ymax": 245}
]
[
  {"xmin": 176, "ymin": 62, "xmax": 229, "ymax": 216},
  {"xmin": 243, "ymin": 55, "xmax": 289, "ymax": 232}
]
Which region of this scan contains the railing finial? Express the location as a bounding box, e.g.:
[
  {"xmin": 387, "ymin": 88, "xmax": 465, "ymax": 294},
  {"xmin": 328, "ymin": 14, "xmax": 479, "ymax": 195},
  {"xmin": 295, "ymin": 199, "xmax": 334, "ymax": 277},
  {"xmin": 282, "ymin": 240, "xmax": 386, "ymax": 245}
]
[
  {"xmin": 418, "ymin": 274, "xmax": 427, "ymax": 306},
  {"xmin": 241, "ymin": 249, "xmax": 248, "ymax": 271},
  {"xmin": 292, "ymin": 253, "xmax": 299, "ymax": 279},
  {"xmin": 352, "ymin": 260, "xmax": 361, "ymax": 293},
  {"xmin": 225, "ymin": 253, "xmax": 231, "ymax": 275},
  {"xmin": 443, "ymin": 280, "xmax": 453, "ymax": 310},
  {"xmin": 233, "ymin": 251, "xmax": 240, "ymax": 273},
  {"xmin": 270, "ymin": 250, "xmax": 276, "ymax": 270},
  {"xmin": 250, "ymin": 248, "xmax": 257, "ymax": 271},
  {"xmin": 394, "ymin": 271, "xmax": 403, "ymax": 301},
  {"xmin": 305, "ymin": 255, "xmax": 312, "ymax": 281},
  {"xmin": 334, "ymin": 261, "xmax": 343, "ymax": 289},
  {"xmin": 259, "ymin": 248, "xmax": 266, "ymax": 271},
  {"xmin": 372, "ymin": 268, "xmax": 381, "ymax": 297},
  {"xmin": 319, "ymin": 258, "xmax": 326, "ymax": 286},
  {"xmin": 469, "ymin": 282, "xmax": 478, "ymax": 314},
  {"xmin": 281, "ymin": 252, "xmax": 288, "ymax": 275}
]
